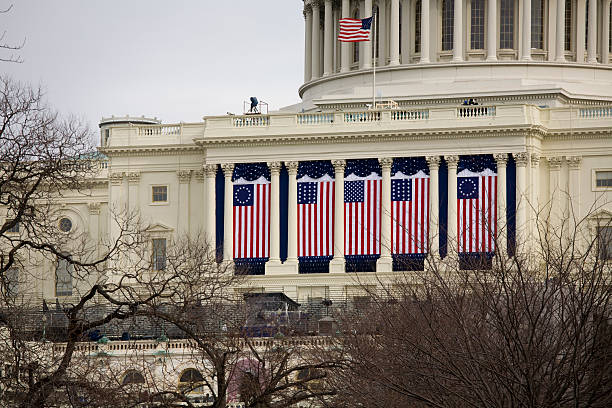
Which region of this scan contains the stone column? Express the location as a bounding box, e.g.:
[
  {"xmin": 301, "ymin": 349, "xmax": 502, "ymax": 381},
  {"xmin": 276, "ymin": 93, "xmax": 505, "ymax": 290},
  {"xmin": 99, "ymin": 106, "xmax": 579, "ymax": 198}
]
[
  {"xmin": 268, "ymin": 162, "xmax": 282, "ymax": 266},
  {"xmin": 341, "ymin": 0, "xmax": 351, "ymax": 72},
  {"xmin": 88, "ymin": 203, "xmax": 101, "ymax": 257},
  {"xmin": 604, "ymin": 0, "xmax": 611, "ymax": 64},
  {"xmin": 400, "ymin": 0, "xmax": 411, "ymax": 64},
  {"xmin": 486, "ymin": 0, "xmax": 498, "ymax": 61},
  {"xmin": 204, "ymin": 164, "xmax": 217, "ymax": 249},
  {"xmin": 521, "ymin": 0, "xmax": 532, "ymax": 60},
  {"xmin": 567, "ymin": 156, "xmax": 582, "ymax": 230},
  {"xmin": 377, "ymin": 158, "xmax": 393, "ymax": 272},
  {"xmin": 324, "ymin": 0, "xmax": 334, "ymax": 76},
  {"xmin": 426, "ymin": 156, "xmax": 441, "ymax": 260},
  {"xmin": 556, "ymin": 0, "xmax": 566, "ymax": 61},
  {"xmin": 377, "ymin": 2, "xmax": 388, "ymax": 67},
  {"xmin": 445, "ymin": 155, "xmax": 460, "ymax": 259},
  {"xmin": 312, "ymin": 1, "xmax": 321, "ymax": 80},
  {"xmin": 177, "ymin": 170, "xmax": 191, "ymax": 235},
  {"xmin": 547, "ymin": 156, "xmax": 563, "ymax": 235},
  {"xmin": 221, "ymin": 163, "xmax": 235, "ymax": 262},
  {"xmin": 577, "ymin": 0, "xmax": 586, "ymax": 62},
  {"xmin": 514, "ymin": 152, "xmax": 529, "ymax": 249},
  {"xmin": 494, "ymin": 154, "xmax": 508, "ymax": 257},
  {"xmin": 109, "ymin": 172, "xmax": 124, "ymax": 244},
  {"xmin": 330, "ymin": 159, "xmax": 346, "ymax": 273},
  {"xmin": 453, "ymin": 0, "xmax": 464, "ymax": 61},
  {"xmin": 285, "ymin": 161, "xmax": 299, "ymax": 271},
  {"xmin": 420, "ymin": 0, "xmax": 430, "ymax": 63},
  {"xmin": 304, "ymin": 6, "xmax": 313, "ymax": 82},
  {"xmin": 390, "ymin": 0, "xmax": 401, "ymax": 65},
  {"xmin": 587, "ymin": 0, "xmax": 598, "ymax": 63},
  {"xmin": 363, "ymin": 0, "xmax": 373, "ymax": 69},
  {"xmin": 127, "ymin": 172, "xmax": 140, "ymax": 213},
  {"xmin": 529, "ymin": 154, "xmax": 540, "ymax": 249}
]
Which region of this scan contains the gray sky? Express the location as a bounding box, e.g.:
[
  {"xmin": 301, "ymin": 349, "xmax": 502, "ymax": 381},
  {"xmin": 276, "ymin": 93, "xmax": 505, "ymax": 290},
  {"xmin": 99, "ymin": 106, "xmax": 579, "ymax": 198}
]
[{"xmin": 2, "ymin": 0, "xmax": 305, "ymax": 130}]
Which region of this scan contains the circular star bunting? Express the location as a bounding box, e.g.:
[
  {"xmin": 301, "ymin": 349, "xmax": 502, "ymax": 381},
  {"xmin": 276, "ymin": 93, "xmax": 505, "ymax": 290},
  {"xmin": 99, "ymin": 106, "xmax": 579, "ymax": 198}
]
[{"xmin": 234, "ymin": 185, "xmax": 252, "ymax": 205}]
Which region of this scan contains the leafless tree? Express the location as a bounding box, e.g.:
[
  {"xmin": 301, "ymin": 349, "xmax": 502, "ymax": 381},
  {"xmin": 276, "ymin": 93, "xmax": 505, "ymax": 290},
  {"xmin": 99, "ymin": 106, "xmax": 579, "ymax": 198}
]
[{"xmin": 0, "ymin": 4, "xmax": 24, "ymax": 63}]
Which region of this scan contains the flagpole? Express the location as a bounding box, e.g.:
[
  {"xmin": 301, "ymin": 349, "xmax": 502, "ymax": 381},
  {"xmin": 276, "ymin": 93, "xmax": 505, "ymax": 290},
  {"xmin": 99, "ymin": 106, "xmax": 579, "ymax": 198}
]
[{"xmin": 372, "ymin": 10, "xmax": 376, "ymax": 109}]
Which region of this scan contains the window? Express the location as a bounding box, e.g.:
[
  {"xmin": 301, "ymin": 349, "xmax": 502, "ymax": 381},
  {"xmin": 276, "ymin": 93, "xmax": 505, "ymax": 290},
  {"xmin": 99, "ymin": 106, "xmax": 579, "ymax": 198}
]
[
  {"xmin": 353, "ymin": 10, "xmax": 360, "ymax": 63},
  {"xmin": 597, "ymin": 226, "xmax": 612, "ymax": 260},
  {"xmin": 564, "ymin": 0, "xmax": 572, "ymax": 51},
  {"xmin": 500, "ymin": 0, "xmax": 515, "ymax": 49},
  {"xmin": 55, "ymin": 257, "xmax": 73, "ymax": 296},
  {"xmin": 415, "ymin": 0, "xmax": 422, "ymax": 52},
  {"xmin": 152, "ymin": 238, "xmax": 167, "ymax": 271},
  {"xmin": 442, "ymin": 0, "xmax": 454, "ymax": 51},
  {"xmin": 4, "ymin": 219, "xmax": 19, "ymax": 233},
  {"xmin": 178, "ymin": 368, "xmax": 204, "ymax": 394},
  {"xmin": 595, "ymin": 171, "xmax": 612, "ymax": 188},
  {"xmin": 152, "ymin": 185, "xmax": 168, "ymax": 202},
  {"xmin": 122, "ymin": 370, "xmax": 145, "ymax": 385},
  {"xmin": 59, "ymin": 217, "xmax": 72, "ymax": 233},
  {"xmin": 5, "ymin": 267, "xmax": 18, "ymax": 296},
  {"xmin": 471, "ymin": 0, "xmax": 485, "ymax": 49},
  {"xmin": 531, "ymin": 0, "xmax": 545, "ymax": 49}
]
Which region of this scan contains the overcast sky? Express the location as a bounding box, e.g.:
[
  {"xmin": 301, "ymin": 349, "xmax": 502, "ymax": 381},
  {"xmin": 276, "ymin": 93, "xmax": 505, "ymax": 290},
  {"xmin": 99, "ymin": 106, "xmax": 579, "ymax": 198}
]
[{"xmin": 2, "ymin": 0, "xmax": 305, "ymax": 130}]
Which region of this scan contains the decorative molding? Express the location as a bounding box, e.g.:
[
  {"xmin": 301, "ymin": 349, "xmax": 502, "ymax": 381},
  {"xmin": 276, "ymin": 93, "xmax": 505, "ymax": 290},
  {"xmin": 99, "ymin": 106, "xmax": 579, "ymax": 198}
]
[
  {"xmin": 493, "ymin": 153, "xmax": 508, "ymax": 166},
  {"xmin": 378, "ymin": 157, "xmax": 393, "ymax": 171},
  {"xmin": 567, "ymin": 155, "xmax": 582, "ymax": 170},
  {"xmin": 444, "ymin": 155, "xmax": 460, "ymax": 168},
  {"xmin": 109, "ymin": 172, "xmax": 124, "ymax": 185},
  {"xmin": 100, "ymin": 144, "xmax": 202, "ymax": 158},
  {"xmin": 88, "ymin": 202, "xmax": 101, "ymax": 215},
  {"xmin": 546, "ymin": 156, "xmax": 563, "ymax": 169},
  {"xmin": 177, "ymin": 170, "xmax": 192, "ymax": 183},
  {"xmin": 285, "ymin": 161, "xmax": 299, "ymax": 175},
  {"xmin": 332, "ymin": 159, "xmax": 346, "ymax": 172},
  {"xmin": 193, "ymin": 169, "xmax": 205, "ymax": 181},
  {"xmin": 426, "ymin": 155, "xmax": 441, "ymax": 170},
  {"xmin": 221, "ymin": 163, "xmax": 235, "ymax": 177},
  {"xmin": 530, "ymin": 153, "xmax": 541, "ymax": 167},
  {"xmin": 204, "ymin": 164, "xmax": 218, "ymax": 177},
  {"xmin": 513, "ymin": 152, "xmax": 529, "ymax": 167},
  {"xmin": 127, "ymin": 172, "xmax": 141, "ymax": 184},
  {"xmin": 268, "ymin": 161, "xmax": 283, "ymax": 175}
]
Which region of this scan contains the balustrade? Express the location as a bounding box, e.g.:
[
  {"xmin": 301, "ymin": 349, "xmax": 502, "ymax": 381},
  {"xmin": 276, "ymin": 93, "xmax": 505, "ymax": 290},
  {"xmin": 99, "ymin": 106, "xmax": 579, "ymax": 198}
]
[
  {"xmin": 580, "ymin": 107, "xmax": 612, "ymax": 118},
  {"xmin": 344, "ymin": 111, "xmax": 381, "ymax": 123},
  {"xmin": 391, "ymin": 109, "xmax": 430, "ymax": 120},
  {"xmin": 233, "ymin": 115, "xmax": 270, "ymax": 127},
  {"xmin": 297, "ymin": 113, "xmax": 334, "ymax": 124},
  {"xmin": 457, "ymin": 106, "xmax": 496, "ymax": 118}
]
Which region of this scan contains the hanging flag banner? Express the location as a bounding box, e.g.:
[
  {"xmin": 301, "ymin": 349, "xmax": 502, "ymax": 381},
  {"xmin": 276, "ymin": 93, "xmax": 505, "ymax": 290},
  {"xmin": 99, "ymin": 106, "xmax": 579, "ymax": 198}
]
[
  {"xmin": 391, "ymin": 157, "xmax": 430, "ymax": 256},
  {"xmin": 232, "ymin": 163, "xmax": 271, "ymax": 262},
  {"xmin": 344, "ymin": 159, "xmax": 381, "ymax": 258},
  {"xmin": 338, "ymin": 16, "xmax": 373, "ymax": 42},
  {"xmin": 457, "ymin": 155, "xmax": 497, "ymax": 254}
]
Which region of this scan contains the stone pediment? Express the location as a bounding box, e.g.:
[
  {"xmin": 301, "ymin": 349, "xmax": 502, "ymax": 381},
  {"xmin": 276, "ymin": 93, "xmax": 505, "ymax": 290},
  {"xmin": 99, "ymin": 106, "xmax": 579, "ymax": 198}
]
[
  {"xmin": 144, "ymin": 223, "xmax": 174, "ymax": 234},
  {"xmin": 590, "ymin": 209, "xmax": 612, "ymax": 222}
]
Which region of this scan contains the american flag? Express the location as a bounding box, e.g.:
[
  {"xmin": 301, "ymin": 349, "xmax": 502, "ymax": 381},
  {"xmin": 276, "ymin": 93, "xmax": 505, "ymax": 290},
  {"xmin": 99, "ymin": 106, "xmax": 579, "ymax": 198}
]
[
  {"xmin": 344, "ymin": 161, "xmax": 381, "ymax": 256},
  {"xmin": 457, "ymin": 162, "xmax": 497, "ymax": 253},
  {"xmin": 232, "ymin": 164, "xmax": 270, "ymax": 260},
  {"xmin": 392, "ymin": 174, "xmax": 430, "ymax": 255},
  {"xmin": 297, "ymin": 161, "xmax": 335, "ymax": 258},
  {"xmin": 338, "ymin": 16, "xmax": 373, "ymax": 42}
]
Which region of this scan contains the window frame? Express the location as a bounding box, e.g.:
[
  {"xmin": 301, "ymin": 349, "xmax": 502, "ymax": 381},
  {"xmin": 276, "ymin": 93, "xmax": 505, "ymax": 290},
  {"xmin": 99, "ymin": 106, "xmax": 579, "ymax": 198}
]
[
  {"xmin": 469, "ymin": 0, "xmax": 487, "ymax": 51},
  {"xmin": 151, "ymin": 185, "xmax": 169, "ymax": 205},
  {"xmin": 499, "ymin": 0, "xmax": 517, "ymax": 50},
  {"xmin": 592, "ymin": 169, "xmax": 612, "ymax": 191},
  {"xmin": 440, "ymin": 0, "xmax": 455, "ymax": 52},
  {"xmin": 58, "ymin": 217, "xmax": 73, "ymax": 233},
  {"xmin": 5, "ymin": 267, "xmax": 19, "ymax": 297},
  {"xmin": 152, "ymin": 238, "xmax": 167, "ymax": 271},
  {"xmin": 178, "ymin": 368, "xmax": 205, "ymax": 395},
  {"xmin": 4, "ymin": 219, "xmax": 19, "ymax": 234},
  {"xmin": 55, "ymin": 256, "xmax": 74, "ymax": 297},
  {"xmin": 597, "ymin": 226, "xmax": 612, "ymax": 261}
]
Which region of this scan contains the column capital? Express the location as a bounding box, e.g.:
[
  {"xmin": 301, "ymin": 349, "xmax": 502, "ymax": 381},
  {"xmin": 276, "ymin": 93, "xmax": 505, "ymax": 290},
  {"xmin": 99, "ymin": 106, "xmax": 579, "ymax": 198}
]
[
  {"xmin": 303, "ymin": 4, "xmax": 312, "ymax": 18},
  {"xmin": 530, "ymin": 153, "xmax": 541, "ymax": 167},
  {"xmin": 193, "ymin": 169, "xmax": 205, "ymax": 181},
  {"xmin": 546, "ymin": 156, "xmax": 563, "ymax": 169},
  {"xmin": 268, "ymin": 161, "xmax": 283, "ymax": 175},
  {"xmin": 444, "ymin": 155, "xmax": 460, "ymax": 169},
  {"xmin": 204, "ymin": 163, "xmax": 218, "ymax": 177},
  {"xmin": 88, "ymin": 202, "xmax": 101, "ymax": 215},
  {"xmin": 109, "ymin": 172, "xmax": 124, "ymax": 185},
  {"xmin": 221, "ymin": 163, "xmax": 235, "ymax": 177},
  {"xmin": 513, "ymin": 152, "xmax": 529, "ymax": 167},
  {"xmin": 311, "ymin": 0, "xmax": 321, "ymax": 9},
  {"xmin": 493, "ymin": 153, "xmax": 508, "ymax": 166},
  {"xmin": 127, "ymin": 171, "xmax": 141, "ymax": 184},
  {"xmin": 285, "ymin": 161, "xmax": 299, "ymax": 175},
  {"xmin": 567, "ymin": 155, "xmax": 582, "ymax": 170},
  {"xmin": 378, "ymin": 157, "xmax": 393, "ymax": 171},
  {"xmin": 426, "ymin": 155, "xmax": 441, "ymax": 170},
  {"xmin": 332, "ymin": 159, "xmax": 347, "ymax": 172},
  {"xmin": 177, "ymin": 170, "xmax": 192, "ymax": 183}
]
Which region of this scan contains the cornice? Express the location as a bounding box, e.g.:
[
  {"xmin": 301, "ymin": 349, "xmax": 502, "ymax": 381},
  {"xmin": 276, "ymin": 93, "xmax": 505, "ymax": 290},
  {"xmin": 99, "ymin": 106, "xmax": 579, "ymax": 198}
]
[{"xmin": 100, "ymin": 144, "xmax": 202, "ymax": 158}]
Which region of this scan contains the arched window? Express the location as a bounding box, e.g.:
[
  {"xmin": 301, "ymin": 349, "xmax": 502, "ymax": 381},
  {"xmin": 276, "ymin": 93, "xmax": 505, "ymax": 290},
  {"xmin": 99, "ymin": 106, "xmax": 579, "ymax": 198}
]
[
  {"xmin": 531, "ymin": 0, "xmax": 545, "ymax": 49},
  {"xmin": 353, "ymin": 9, "xmax": 360, "ymax": 63},
  {"xmin": 122, "ymin": 370, "xmax": 145, "ymax": 385},
  {"xmin": 500, "ymin": 0, "xmax": 515, "ymax": 49},
  {"xmin": 564, "ymin": 0, "xmax": 572, "ymax": 51},
  {"xmin": 471, "ymin": 0, "xmax": 485, "ymax": 50},
  {"xmin": 55, "ymin": 256, "xmax": 73, "ymax": 297},
  {"xmin": 178, "ymin": 368, "xmax": 204, "ymax": 394},
  {"xmin": 415, "ymin": 0, "xmax": 422, "ymax": 53},
  {"xmin": 442, "ymin": 0, "xmax": 454, "ymax": 51}
]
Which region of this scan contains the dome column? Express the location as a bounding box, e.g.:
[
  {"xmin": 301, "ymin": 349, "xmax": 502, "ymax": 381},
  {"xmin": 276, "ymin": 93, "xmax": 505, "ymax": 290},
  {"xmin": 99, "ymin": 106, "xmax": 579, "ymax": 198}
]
[
  {"xmin": 390, "ymin": 0, "xmax": 401, "ymax": 66},
  {"xmin": 587, "ymin": 0, "xmax": 598, "ymax": 63},
  {"xmin": 604, "ymin": 0, "xmax": 611, "ymax": 64},
  {"xmin": 556, "ymin": 0, "xmax": 566, "ymax": 62},
  {"xmin": 363, "ymin": 0, "xmax": 373, "ymax": 69},
  {"xmin": 452, "ymin": 0, "xmax": 464, "ymax": 61},
  {"xmin": 304, "ymin": 6, "xmax": 313, "ymax": 82},
  {"xmin": 341, "ymin": 0, "xmax": 351, "ymax": 72},
  {"xmin": 486, "ymin": 0, "xmax": 498, "ymax": 61},
  {"xmin": 324, "ymin": 0, "xmax": 334, "ymax": 76},
  {"xmin": 420, "ymin": 0, "xmax": 430, "ymax": 63},
  {"xmin": 521, "ymin": 0, "xmax": 532, "ymax": 60},
  {"xmin": 312, "ymin": 1, "xmax": 321, "ymax": 80}
]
